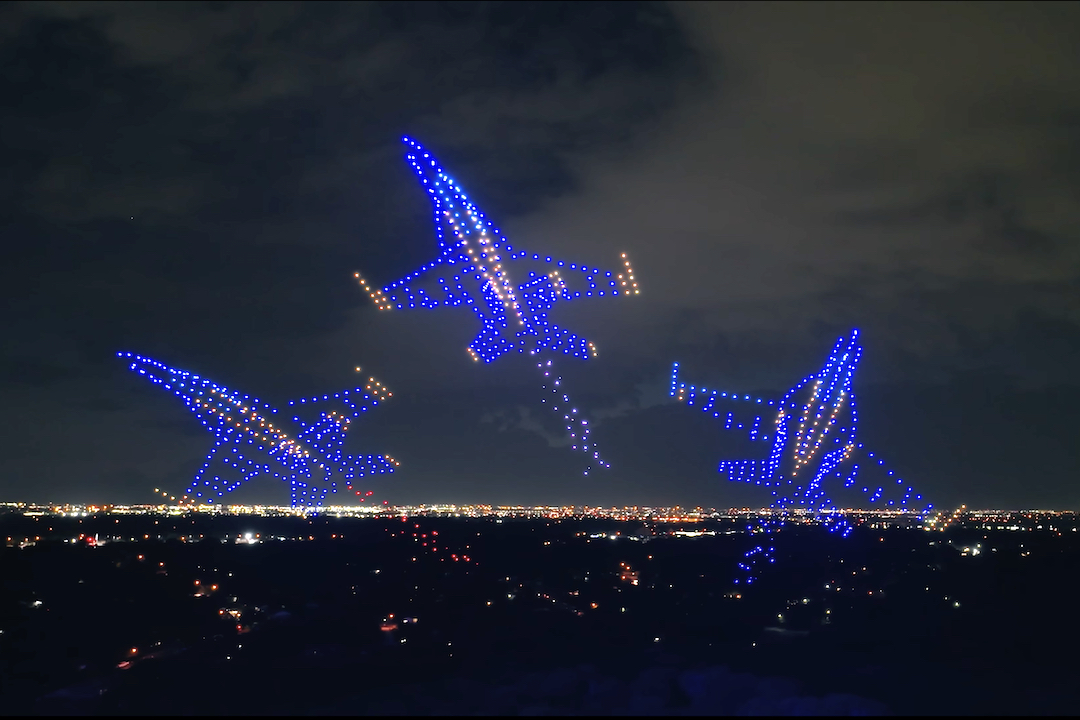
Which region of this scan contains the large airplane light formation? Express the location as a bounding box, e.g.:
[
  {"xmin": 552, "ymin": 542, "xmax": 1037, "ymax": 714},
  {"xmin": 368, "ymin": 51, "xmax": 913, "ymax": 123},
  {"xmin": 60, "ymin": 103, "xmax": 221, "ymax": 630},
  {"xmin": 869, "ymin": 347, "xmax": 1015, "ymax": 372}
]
[
  {"xmin": 671, "ymin": 330, "xmax": 933, "ymax": 583},
  {"xmin": 118, "ymin": 353, "xmax": 398, "ymax": 507},
  {"xmin": 355, "ymin": 137, "xmax": 640, "ymax": 475}
]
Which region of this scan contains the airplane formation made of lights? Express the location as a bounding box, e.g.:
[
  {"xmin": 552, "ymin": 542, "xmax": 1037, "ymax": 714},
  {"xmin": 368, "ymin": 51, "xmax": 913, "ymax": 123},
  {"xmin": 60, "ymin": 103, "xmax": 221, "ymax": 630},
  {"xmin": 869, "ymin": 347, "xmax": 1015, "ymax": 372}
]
[
  {"xmin": 354, "ymin": 137, "xmax": 639, "ymax": 475},
  {"xmin": 118, "ymin": 353, "xmax": 398, "ymax": 507},
  {"xmin": 671, "ymin": 330, "xmax": 933, "ymax": 583},
  {"xmin": 118, "ymin": 137, "xmax": 935, "ymax": 590}
]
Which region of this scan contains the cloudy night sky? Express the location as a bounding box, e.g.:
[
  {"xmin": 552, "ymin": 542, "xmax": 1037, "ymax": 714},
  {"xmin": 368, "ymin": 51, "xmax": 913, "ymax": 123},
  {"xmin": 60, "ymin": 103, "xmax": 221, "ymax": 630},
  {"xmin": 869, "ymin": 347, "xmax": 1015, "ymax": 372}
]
[{"xmin": 2, "ymin": 1, "xmax": 1079, "ymax": 509}]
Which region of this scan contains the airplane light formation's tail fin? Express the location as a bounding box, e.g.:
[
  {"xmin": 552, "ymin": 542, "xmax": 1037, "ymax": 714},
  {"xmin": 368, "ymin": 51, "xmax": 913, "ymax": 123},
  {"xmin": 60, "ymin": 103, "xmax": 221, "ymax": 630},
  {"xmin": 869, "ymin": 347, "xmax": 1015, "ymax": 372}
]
[
  {"xmin": 287, "ymin": 374, "xmax": 400, "ymax": 497},
  {"xmin": 118, "ymin": 352, "xmax": 398, "ymax": 508}
]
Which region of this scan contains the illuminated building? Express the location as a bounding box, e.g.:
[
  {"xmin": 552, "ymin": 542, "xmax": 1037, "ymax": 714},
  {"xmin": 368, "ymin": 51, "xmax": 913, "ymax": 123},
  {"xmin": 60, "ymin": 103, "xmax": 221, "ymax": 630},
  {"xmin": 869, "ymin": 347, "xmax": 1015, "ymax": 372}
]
[
  {"xmin": 117, "ymin": 352, "xmax": 399, "ymax": 507},
  {"xmin": 354, "ymin": 137, "xmax": 640, "ymax": 474}
]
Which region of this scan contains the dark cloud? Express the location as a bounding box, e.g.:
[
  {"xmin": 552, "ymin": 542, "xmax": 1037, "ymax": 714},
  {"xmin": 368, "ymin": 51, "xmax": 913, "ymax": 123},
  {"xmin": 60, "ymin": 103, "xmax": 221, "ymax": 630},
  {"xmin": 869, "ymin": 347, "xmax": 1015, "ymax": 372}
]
[
  {"xmin": 481, "ymin": 406, "xmax": 572, "ymax": 449},
  {"xmin": 2, "ymin": 1, "xmax": 1078, "ymax": 508},
  {"xmin": 6, "ymin": 1, "xmax": 694, "ymax": 228}
]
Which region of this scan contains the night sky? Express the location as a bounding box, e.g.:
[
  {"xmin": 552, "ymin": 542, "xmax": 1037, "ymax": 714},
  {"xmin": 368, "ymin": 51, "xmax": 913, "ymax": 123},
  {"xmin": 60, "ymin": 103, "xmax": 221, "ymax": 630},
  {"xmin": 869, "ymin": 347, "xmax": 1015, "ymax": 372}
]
[{"xmin": 3, "ymin": 2, "xmax": 1079, "ymax": 509}]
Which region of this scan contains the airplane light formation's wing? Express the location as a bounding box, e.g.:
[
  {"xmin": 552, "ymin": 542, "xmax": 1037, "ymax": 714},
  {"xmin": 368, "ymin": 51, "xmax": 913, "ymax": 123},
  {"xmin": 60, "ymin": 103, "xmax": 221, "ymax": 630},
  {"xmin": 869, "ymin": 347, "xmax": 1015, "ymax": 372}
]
[
  {"xmin": 354, "ymin": 137, "xmax": 641, "ymax": 474},
  {"xmin": 118, "ymin": 352, "xmax": 399, "ymax": 508},
  {"xmin": 356, "ymin": 137, "xmax": 639, "ymax": 325},
  {"xmin": 671, "ymin": 330, "xmax": 933, "ymax": 584}
]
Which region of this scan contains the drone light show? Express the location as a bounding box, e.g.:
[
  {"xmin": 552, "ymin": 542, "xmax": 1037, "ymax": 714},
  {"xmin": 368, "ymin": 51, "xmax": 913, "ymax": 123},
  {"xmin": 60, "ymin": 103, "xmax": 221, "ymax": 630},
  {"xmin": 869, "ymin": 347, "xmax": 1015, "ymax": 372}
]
[
  {"xmin": 355, "ymin": 137, "xmax": 640, "ymax": 474},
  {"xmin": 118, "ymin": 352, "xmax": 399, "ymax": 507},
  {"xmin": 671, "ymin": 330, "xmax": 933, "ymax": 583}
]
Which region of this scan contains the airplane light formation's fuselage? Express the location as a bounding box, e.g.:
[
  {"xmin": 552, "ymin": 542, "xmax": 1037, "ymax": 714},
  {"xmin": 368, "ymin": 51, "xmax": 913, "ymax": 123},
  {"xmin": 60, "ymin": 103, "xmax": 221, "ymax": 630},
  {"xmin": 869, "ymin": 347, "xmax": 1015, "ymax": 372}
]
[
  {"xmin": 119, "ymin": 353, "xmax": 399, "ymax": 507},
  {"xmin": 355, "ymin": 137, "xmax": 640, "ymax": 474}
]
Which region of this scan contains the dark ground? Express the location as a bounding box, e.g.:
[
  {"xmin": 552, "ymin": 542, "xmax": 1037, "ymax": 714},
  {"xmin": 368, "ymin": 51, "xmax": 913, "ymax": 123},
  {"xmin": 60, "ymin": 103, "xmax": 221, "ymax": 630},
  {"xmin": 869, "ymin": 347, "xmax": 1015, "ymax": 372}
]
[{"xmin": 2, "ymin": 511, "xmax": 1078, "ymax": 715}]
